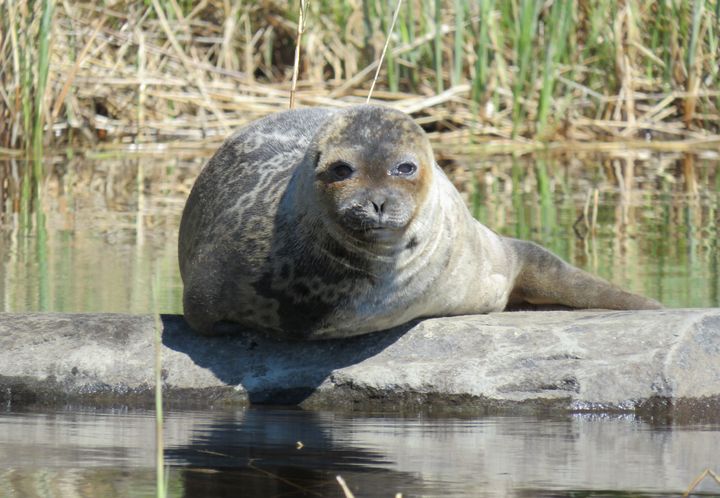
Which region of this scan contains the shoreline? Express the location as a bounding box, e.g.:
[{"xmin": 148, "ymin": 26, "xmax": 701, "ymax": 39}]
[{"xmin": 1, "ymin": 310, "xmax": 719, "ymax": 420}]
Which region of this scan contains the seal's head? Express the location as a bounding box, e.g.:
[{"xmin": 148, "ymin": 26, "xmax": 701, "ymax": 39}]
[{"xmin": 310, "ymin": 105, "xmax": 434, "ymax": 242}]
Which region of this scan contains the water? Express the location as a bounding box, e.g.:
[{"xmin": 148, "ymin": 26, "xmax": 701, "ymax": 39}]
[
  {"xmin": 1, "ymin": 150, "xmax": 718, "ymax": 313},
  {"xmin": 1, "ymin": 406, "xmax": 719, "ymax": 498},
  {"xmin": 0, "ymin": 149, "xmax": 719, "ymax": 497}
]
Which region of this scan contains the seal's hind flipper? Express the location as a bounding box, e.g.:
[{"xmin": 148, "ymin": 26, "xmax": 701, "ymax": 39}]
[{"xmin": 505, "ymin": 238, "xmax": 662, "ymax": 311}]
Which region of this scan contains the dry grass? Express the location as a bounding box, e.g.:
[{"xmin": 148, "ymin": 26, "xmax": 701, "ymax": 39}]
[
  {"xmin": 0, "ymin": 0, "xmax": 719, "ymax": 154},
  {"xmin": 682, "ymin": 468, "xmax": 720, "ymax": 497}
]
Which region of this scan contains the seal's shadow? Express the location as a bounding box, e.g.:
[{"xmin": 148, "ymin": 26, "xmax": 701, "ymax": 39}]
[{"xmin": 161, "ymin": 315, "xmax": 411, "ymax": 405}]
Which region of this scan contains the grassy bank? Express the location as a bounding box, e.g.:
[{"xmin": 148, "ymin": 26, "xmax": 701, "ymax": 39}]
[{"xmin": 0, "ymin": 0, "xmax": 719, "ymax": 153}]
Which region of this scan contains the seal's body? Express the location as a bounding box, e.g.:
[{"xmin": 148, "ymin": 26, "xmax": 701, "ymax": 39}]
[{"xmin": 179, "ymin": 105, "xmax": 660, "ymax": 339}]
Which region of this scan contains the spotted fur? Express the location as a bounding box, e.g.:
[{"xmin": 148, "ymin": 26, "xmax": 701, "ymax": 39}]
[{"xmin": 179, "ymin": 105, "xmax": 661, "ymax": 339}]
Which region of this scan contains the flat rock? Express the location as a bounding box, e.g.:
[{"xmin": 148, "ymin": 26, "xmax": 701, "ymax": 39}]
[{"xmin": 1, "ymin": 310, "xmax": 719, "ymax": 417}]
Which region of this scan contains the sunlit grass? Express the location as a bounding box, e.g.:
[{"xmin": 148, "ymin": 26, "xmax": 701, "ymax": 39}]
[
  {"xmin": 536, "ymin": 0, "xmax": 572, "ymax": 137},
  {"xmin": 1, "ymin": 0, "xmax": 718, "ymax": 152}
]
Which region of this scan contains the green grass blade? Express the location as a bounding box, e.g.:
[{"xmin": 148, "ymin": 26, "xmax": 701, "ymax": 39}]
[
  {"xmin": 537, "ymin": 0, "xmax": 573, "ymax": 136},
  {"xmin": 434, "ymin": 0, "xmax": 443, "ymax": 94},
  {"xmin": 452, "ymin": 0, "xmax": 465, "ymax": 87},
  {"xmin": 511, "ymin": 0, "xmax": 541, "ymax": 138},
  {"xmin": 471, "ymin": 0, "xmax": 495, "ymax": 105},
  {"xmin": 687, "ymin": 0, "xmax": 705, "ymax": 76},
  {"xmin": 32, "ymin": 0, "xmax": 54, "ymax": 162}
]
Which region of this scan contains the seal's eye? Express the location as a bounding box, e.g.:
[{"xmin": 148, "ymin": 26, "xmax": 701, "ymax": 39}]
[
  {"xmin": 393, "ymin": 162, "xmax": 417, "ymax": 176},
  {"xmin": 330, "ymin": 161, "xmax": 354, "ymax": 181}
]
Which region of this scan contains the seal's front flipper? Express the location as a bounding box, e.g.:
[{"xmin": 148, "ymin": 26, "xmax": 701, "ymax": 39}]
[{"xmin": 505, "ymin": 238, "xmax": 662, "ymax": 311}]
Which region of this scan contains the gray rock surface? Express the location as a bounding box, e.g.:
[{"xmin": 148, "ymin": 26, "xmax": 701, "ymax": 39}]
[{"xmin": 1, "ymin": 310, "xmax": 719, "ymax": 416}]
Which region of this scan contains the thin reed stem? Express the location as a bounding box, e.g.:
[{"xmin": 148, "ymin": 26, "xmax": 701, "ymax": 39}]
[
  {"xmin": 471, "ymin": 0, "xmax": 494, "ymax": 105},
  {"xmin": 154, "ymin": 297, "xmax": 166, "ymax": 497},
  {"xmin": 367, "ymin": 0, "xmax": 403, "ymax": 103},
  {"xmin": 32, "ymin": 0, "xmax": 53, "ymax": 185},
  {"xmin": 511, "ymin": 0, "xmax": 540, "ymax": 138},
  {"xmin": 684, "ymin": 0, "xmax": 705, "ymax": 125},
  {"xmin": 433, "ymin": 0, "xmax": 443, "ymax": 94},
  {"xmin": 452, "ymin": 0, "xmax": 465, "ymax": 87},
  {"xmin": 537, "ymin": 0, "xmax": 573, "ymax": 136},
  {"xmin": 289, "ymin": 0, "xmax": 308, "ymax": 109}
]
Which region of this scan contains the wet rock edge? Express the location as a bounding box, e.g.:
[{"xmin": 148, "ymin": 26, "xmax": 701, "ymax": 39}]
[{"xmin": 0, "ymin": 310, "xmax": 718, "ymax": 421}]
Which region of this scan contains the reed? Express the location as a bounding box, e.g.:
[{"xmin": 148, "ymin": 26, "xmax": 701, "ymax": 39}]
[
  {"xmin": 289, "ymin": 0, "xmax": 308, "ymax": 109},
  {"xmin": 368, "ymin": 0, "xmax": 404, "ymax": 102},
  {"xmin": 0, "ymin": 0, "xmax": 718, "ymax": 155},
  {"xmin": 400, "ymin": 0, "xmax": 419, "ymax": 91},
  {"xmin": 452, "ymin": 0, "xmax": 465, "ymax": 87},
  {"xmin": 511, "ymin": 0, "xmax": 541, "ymax": 138},
  {"xmin": 153, "ymin": 283, "xmax": 167, "ymax": 498},
  {"xmin": 433, "ymin": 0, "xmax": 444, "ymax": 94},
  {"xmin": 536, "ymin": 0, "xmax": 573, "ymax": 137},
  {"xmin": 32, "ymin": 0, "xmax": 53, "ymax": 161},
  {"xmin": 684, "ymin": 0, "xmax": 705, "ymax": 125},
  {"xmin": 535, "ymin": 158, "xmax": 554, "ymax": 231},
  {"xmin": 379, "ymin": 0, "xmax": 400, "ymax": 93},
  {"xmin": 470, "ymin": 0, "xmax": 494, "ymax": 107},
  {"xmin": 682, "ymin": 468, "xmax": 720, "ymax": 498}
]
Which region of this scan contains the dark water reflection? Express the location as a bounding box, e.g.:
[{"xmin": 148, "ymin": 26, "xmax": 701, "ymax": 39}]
[
  {"xmin": 1, "ymin": 407, "xmax": 719, "ymax": 497},
  {"xmin": 0, "ymin": 149, "xmax": 718, "ymax": 312}
]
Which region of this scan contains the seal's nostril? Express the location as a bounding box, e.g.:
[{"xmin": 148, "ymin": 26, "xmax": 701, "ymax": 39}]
[{"xmin": 371, "ymin": 199, "xmax": 385, "ymax": 214}]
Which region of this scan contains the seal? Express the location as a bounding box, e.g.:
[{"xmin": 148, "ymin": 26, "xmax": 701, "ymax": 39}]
[{"xmin": 178, "ymin": 105, "xmax": 661, "ymax": 339}]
